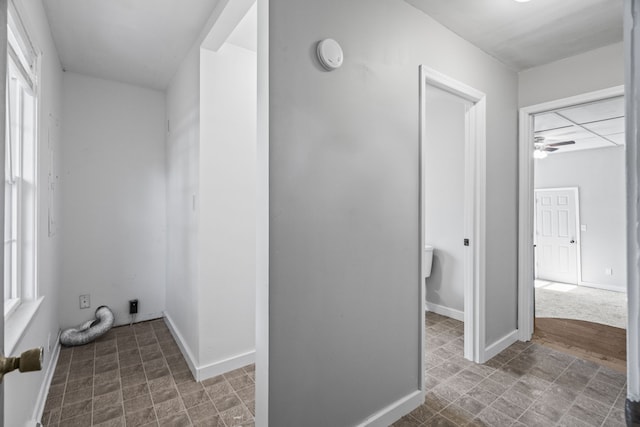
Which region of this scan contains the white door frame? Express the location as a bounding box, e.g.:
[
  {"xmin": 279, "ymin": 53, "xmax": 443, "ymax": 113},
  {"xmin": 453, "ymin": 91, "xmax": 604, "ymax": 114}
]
[
  {"xmin": 419, "ymin": 65, "xmax": 487, "ymax": 363},
  {"xmin": 533, "ymin": 187, "xmax": 581, "ymax": 286},
  {"xmin": 517, "ymin": 85, "xmax": 624, "ymax": 341}
]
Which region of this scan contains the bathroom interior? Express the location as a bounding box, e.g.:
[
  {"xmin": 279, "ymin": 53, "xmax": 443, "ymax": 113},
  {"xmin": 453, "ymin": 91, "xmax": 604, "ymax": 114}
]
[{"xmin": 423, "ymin": 84, "xmax": 470, "ymax": 350}]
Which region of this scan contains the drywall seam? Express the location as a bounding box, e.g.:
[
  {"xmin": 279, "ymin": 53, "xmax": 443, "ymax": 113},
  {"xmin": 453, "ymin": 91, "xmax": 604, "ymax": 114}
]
[{"xmin": 425, "ymin": 302, "xmax": 464, "ymax": 322}]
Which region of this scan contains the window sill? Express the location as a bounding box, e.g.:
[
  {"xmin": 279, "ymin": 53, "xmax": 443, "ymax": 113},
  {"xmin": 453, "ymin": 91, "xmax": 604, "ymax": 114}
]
[{"xmin": 5, "ymin": 296, "xmax": 43, "ymax": 356}]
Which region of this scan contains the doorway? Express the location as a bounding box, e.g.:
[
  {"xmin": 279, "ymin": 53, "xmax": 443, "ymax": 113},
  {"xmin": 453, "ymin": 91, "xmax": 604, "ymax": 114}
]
[
  {"xmin": 419, "ymin": 66, "xmax": 487, "ymax": 364},
  {"xmin": 518, "ymin": 86, "xmax": 627, "ymax": 368}
]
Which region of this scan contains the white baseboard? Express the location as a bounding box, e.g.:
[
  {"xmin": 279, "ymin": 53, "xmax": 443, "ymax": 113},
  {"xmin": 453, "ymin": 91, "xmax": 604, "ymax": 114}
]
[
  {"xmin": 579, "ymin": 281, "xmax": 626, "ymax": 293},
  {"xmin": 483, "ymin": 329, "xmax": 519, "ymax": 362},
  {"xmin": 356, "ymin": 390, "xmax": 423, "ymax": 427},
  {"xmin": 425, "ymin": 302, "xmax": 464, "ymax": 322},
  {"xmin": 198, "ymin": 350, "xmax": 255, "ymax": 381},
  {"xmin": 162, "ymin": 312, "xmax": 255, "ymax": 382},
  {"xmin": 113, "ymin": 311, "xmax": 164, "ymax": 328},
  {"xmin": 163, "ymin": 312, "xmax": 200, "ymax": 381},
  {"xmin": 31, "ymin": 330, "xmax": 62, "ymax": 426}
]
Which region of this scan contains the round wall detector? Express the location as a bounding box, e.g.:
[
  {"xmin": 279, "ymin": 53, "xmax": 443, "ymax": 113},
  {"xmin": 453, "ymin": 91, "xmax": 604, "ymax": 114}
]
[{"xmin": 317, "ymin": 39, "xmax": 343, "ymax": 71}]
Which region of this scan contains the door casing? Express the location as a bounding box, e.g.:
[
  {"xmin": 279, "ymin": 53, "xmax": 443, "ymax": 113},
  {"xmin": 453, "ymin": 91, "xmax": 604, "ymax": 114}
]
[
  {"xmin": 420, "ymin": 65, "xmax": 487, "ymax": 363},
  {"xmin": 517, "ymin": 85, "xmax": 624, "ymax": 341}
]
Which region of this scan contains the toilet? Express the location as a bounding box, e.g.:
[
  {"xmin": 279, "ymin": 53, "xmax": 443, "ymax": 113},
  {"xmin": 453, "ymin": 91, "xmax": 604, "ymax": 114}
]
[{"xmin": 424, "ymin": 245, "xmax": 434, "ymax": 278}]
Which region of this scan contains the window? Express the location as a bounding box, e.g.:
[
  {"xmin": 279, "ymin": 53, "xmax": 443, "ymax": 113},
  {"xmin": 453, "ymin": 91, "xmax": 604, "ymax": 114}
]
[{"xmin": 4, "ymin": 3, "xmax": 38, "ymax": 318}]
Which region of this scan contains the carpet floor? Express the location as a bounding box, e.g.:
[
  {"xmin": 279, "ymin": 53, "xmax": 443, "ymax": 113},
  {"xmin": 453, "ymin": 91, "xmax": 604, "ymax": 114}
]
[{"xmin": 534, "ymin": 280, "xmax": 627, "ymax": 329}]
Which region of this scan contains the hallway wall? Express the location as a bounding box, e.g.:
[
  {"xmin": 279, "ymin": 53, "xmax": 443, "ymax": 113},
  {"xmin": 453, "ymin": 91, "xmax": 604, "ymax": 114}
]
[
  {"xmin": 60, "ymin": 73, "xmax": 167, "ymax": 328},
  {"xmin": 519, "ymin": 42, "xmax": 623, "ymax": 107},
  {"xmin": 199, "ymin": 42, "xmax": 256, "ymax": 371},
  {"xmin": 266, "ymin": 0, "xmax": 518, "ymax": 424}
]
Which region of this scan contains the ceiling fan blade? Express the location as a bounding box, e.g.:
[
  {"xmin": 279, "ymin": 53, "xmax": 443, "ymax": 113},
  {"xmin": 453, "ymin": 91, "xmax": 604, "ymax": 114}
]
[
  {"xmin": 546, "ymin": 140, "xmax": 575, "ymax": 147},
  {"xmin": 544, "ymin": 147, "xmax": 559, "ymax": 152}
]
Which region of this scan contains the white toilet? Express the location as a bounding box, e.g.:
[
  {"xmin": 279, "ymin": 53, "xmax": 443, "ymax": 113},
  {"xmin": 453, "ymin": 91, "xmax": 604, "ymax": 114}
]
[{"xmin": 424, "ymin": 245, "xmax": 434, "ymax": 278}]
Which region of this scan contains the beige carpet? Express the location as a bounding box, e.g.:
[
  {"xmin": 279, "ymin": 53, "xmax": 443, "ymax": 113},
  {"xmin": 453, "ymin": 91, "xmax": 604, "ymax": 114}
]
[{"xmin": 535, "ymin": 280, "xmax": 627, "ymax": 329}]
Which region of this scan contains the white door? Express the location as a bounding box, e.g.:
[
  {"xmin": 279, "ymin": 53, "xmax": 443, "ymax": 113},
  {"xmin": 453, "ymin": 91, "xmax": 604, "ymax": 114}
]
[{"xmin": 534, "ymin": 188, "xmax": 579, "ymax": 284}]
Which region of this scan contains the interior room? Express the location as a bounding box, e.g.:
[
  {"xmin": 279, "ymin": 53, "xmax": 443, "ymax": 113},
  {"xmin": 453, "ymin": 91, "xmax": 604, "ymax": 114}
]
[
  {"xmin": 423, "ymin": 85, "xmax": 469, "ymax": 323},
  {"xmin": 531, "ymin": 96, "xmax": 627, "ymax": 369},
  {"xmin": 2, "ymin": 0, "xmax": 633, "ymax": 426}
]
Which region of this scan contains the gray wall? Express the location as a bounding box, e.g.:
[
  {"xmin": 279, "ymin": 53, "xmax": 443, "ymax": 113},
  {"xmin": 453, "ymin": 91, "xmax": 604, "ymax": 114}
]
[
  {"xmin": 268, "ymin": 0, "xmax": 518, "ymax": 424},
  {"xmin": 519, "ymin": 42, "xmax": 623, "ymax": 107},
  {"xmin": 424, "ymin": 86, "xmax": 466, "ymax": 313},
  {"xmin": 535, "ymin": 147, "xmax": 626, "ymax": 290}
]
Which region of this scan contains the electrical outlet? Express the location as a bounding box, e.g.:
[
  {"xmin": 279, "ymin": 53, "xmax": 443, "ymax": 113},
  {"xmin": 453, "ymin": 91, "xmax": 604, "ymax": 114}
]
[
  {"xmin": 79, "ymin": 294, "xmax": 90, "ymax": 309},
  {"xmin": 129, "ymin": 299, "xmax": 138, "ymax": 314}
]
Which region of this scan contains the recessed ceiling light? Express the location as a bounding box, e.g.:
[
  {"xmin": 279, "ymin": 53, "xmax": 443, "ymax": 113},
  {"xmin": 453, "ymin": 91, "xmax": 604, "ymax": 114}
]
[{"xmin": 514, "ymin": 0, "xmax": 531, "ymax": 2}]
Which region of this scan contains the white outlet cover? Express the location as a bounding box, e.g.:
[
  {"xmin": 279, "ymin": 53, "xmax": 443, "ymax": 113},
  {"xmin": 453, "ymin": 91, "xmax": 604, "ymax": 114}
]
[{"xmin": 317, "ymin": 38, "xmax": 343, "ymax": 71}]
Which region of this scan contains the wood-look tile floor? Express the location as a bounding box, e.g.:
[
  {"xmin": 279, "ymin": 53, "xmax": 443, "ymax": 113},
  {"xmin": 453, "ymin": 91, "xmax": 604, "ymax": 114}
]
[
  {"xmin": 42, "ymin": 319, "xmax": 255, "ymax": 426},
  {"xmin": 42, "ymin": 314, "xmax": 627, "ymax": 427}
]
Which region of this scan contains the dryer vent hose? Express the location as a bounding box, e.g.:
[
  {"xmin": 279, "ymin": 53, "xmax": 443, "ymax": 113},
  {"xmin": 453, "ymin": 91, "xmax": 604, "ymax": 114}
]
[{"xmin": 60, "ymin": 305, "xmax": 115, "ymax": 347}]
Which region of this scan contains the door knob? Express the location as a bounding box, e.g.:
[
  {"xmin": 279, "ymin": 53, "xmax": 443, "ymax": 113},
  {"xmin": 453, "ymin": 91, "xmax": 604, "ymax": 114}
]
[
  {"xmin": 0, "ymin": 347, "xmax": 43, "ymax": 383},
  {"xmin": 570, "ymin": 240, "xmax": 575, "ymax": 244}
]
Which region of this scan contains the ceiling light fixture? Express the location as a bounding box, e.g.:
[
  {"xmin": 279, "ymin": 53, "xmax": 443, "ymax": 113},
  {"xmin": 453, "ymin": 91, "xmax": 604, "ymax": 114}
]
[{"xmin": 514, "ymin": 0, "xmax": 531, "ymax": 2}]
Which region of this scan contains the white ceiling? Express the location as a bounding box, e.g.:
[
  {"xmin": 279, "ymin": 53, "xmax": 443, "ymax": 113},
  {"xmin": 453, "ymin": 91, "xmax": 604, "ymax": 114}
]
[
  {"xmin": 534, "ymin": 96, "xmax": 625, "ymax": 154},
  {"xmin": 42, "ymin": 0, "xmax": 222, "ymax": 90},
  {"xmin": 405, "ymin": 0, "xmax": 623, "ymax": 71}
]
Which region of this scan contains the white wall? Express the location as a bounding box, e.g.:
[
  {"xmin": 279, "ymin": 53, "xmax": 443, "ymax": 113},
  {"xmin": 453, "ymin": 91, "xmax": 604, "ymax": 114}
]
[
  {"xmin": 165, "ymin": 28, "xmax": 257, "ymax": 379},
  {"xmin": 165, "ymin": 44, "xmax": 201, "ymax": 362},
  {"xmin": 535, "ymin": 147, "xmax": 626, "ymax": 290},
  {"xmin": 199, "ymin": 43, "xmax": 256, "ymax": 369},
  {"xmin": 519, "ymin": 42, "xmax": 623, "ymax": 107},
  {"xmin": 424, "ymin": 86, "xmax": 466, "ymax": 313},
  {"xmin": 60, "ymin": 73, "xmax": 166, "ymax": 328},
  {"xmin": 4, "ymin": 0, "xmax": 64, "ymax": 425},
  {"xmin": 266, "ymin": 0, "xmax": 518, "ymax": 424}
]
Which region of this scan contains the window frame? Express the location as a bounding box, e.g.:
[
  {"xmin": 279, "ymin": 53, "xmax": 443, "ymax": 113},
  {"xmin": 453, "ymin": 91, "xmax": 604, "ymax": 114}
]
[{"xmin": 4, "ymin": 1, "xmax": 40, "ymax": 320}]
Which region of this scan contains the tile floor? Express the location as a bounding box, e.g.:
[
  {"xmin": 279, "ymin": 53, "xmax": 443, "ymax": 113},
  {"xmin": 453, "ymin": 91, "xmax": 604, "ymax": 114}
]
[
  {"xmin": 42, "ymin": 314, "xmax": 626, "ymax": 427},
  {"xmin": 393, "ymin": 312, "xmax": 626, "ymax": 427},
  {"xmin": 41, "ymin": 319, "xmax": 255, "ymax": 426}
]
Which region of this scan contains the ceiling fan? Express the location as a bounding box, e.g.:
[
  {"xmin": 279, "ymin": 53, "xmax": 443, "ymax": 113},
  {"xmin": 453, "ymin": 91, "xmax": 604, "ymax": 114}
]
[{"xmin": 534, "ymin": 136, "xmax": 575, "ymax": 153}]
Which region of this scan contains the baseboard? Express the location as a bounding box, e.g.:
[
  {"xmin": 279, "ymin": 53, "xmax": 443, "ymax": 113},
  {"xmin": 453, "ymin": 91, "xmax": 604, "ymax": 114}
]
[
  {"xmin": 31, "ymin": 330, "xmax": 62, "ymax": 426},
  {"xmin": 578, "ymin": 281, "xmax": 626, "ymax": 293},
  {"xmin": 484, "ymin": 329, "xmax": 519, "ymax": 362},
  {"xmin": 425, "ymin": 302, "xmax": 464, "ymax": 322},
  {"xmin": 162, "ymin": 312, "xmax": 254, "ymax": 382},
  {"xmin": 163, "ymin": 312, "xmax": 200, "ymax": 381},
  {"xmin": 198, "ymin": 350, "xmax": 255, "ymax": 382},
  {"xmin": 355, "ymin": 390, "xmax": 423, "ymax": 427},
  {"xmin": 113, "ymin": 311, "xmax": 164, "ymax": 328}
]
